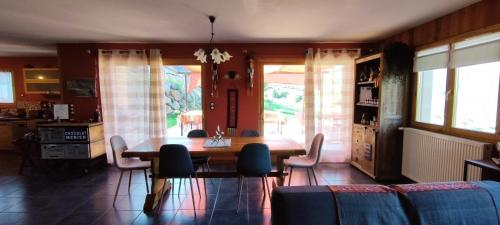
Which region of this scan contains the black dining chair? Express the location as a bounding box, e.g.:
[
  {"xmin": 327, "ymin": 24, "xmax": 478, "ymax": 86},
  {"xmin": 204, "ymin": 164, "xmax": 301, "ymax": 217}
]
[
  {"xmin": 187, "ymin": 129, "xmax": 211, "ymax": 193},
  {"xmin": 236, "ymin": 143, "xmax": 272, "ymax": 212},
  {"xmin": 157, "ymin": 144, "xmax": 201, "ymax": 215},
  {"xmin": 240, "ymin": 129, "xmax": 260, "ymax": 137}
]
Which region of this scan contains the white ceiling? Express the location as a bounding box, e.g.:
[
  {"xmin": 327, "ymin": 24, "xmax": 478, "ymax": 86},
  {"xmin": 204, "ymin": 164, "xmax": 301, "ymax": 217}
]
[{"xmin": 0, "ymin": 0, "xmax": 480, "ymax": 56}]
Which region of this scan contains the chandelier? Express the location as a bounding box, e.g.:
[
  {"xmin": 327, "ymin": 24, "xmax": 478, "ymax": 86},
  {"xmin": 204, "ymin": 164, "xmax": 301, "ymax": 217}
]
[{"xmin": 194, "ymin": 16, "xmax": 232, "ymax": 64}]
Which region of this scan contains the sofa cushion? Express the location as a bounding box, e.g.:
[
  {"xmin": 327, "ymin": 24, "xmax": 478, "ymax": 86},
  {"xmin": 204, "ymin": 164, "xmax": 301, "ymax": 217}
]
[
  {"xmin": 474, "ymin": 181, "xmax": 500, "ymax": 222},
  {"xmin": 393, "ymin": 182, "xmax": 500, "ymax": 225},
  {"xmin": 271, "ymin": 186, "xmax": 336, "ymax": 225},
  {"xmin": 329, "ymin": 185, "xmax": 410, "ymax": 225}
]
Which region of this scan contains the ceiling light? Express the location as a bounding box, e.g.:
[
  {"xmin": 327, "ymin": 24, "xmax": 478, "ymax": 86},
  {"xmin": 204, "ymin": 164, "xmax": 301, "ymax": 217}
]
[{"xmin": 193, "ymin": 16, "xmax": 232, "ymax": 64}]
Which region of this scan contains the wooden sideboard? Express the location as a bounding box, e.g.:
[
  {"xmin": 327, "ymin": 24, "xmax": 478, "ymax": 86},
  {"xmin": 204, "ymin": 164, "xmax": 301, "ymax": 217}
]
[{"xmin": 38, "ymin": 122, "xmax": 105, "ymax": 159}]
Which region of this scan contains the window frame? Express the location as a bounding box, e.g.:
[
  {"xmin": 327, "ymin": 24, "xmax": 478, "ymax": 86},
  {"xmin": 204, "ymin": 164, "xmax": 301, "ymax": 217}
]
[
  {"xmin": 411, "ymin": 26, "xmax": 500, "ymax": 142},
  {"xmin": 0, "ymin": 70, "xmax": 16, "ymax": 106}
]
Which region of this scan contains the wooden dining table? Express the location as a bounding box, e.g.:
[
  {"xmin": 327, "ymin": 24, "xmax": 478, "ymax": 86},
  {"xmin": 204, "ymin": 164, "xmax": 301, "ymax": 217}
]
[{"xmin": 122, "ymin": 136, "xmax": 306, "ymax": 212}]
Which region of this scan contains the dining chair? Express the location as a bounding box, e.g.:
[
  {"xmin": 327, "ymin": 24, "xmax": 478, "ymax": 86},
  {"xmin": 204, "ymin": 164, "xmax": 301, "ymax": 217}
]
[
  {"xmin": 110, "ymin": 135, "xmax": 150, "ymax": 207},
  {"xmin": 284, "ymin": 133, "xmax": 324, "ymax": 186},
  {"xmin": 236, "ymin": 143, "xmax": 272, "ymax": 212},
  {"xmin": 157, "ymin": 144, "xmax": 201, "ymax": 215},
  {"xmin": 187, "ymin": 129, "xmax": 211, "ymax": 193},
  {"xmin": 240, "ymin": 129, "xmax": 260, "ymax": 137}
]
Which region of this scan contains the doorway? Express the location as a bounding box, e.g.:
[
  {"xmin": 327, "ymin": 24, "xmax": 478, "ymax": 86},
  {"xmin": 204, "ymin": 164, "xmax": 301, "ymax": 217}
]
[
  {"xmin": 262, "ymin": 65, "xmax": 305, "ymax": 144},
  {"xmin": 163, "ymin": 65, "xmax": 203, "ymax": 137}
]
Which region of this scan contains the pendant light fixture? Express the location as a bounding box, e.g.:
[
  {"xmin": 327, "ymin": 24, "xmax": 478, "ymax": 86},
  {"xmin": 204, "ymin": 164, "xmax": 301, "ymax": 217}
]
[{"xmin": 193, "ymin": 16, "xmax": 232, "ymax": 64}]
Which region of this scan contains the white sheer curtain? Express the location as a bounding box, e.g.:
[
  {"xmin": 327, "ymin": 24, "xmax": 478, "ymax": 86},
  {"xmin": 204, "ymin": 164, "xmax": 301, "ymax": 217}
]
[
  {"xmin": 304, "ymin": 48, "xmax": 359, "ymax": 162},
  {"xmin": 99, "ymin": 49, "xmax": 166, "ymax": 163}
]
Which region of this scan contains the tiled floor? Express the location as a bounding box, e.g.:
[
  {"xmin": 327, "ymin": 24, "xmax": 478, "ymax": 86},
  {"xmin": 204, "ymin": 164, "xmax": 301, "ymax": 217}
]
[{"xmin": 0, "ymin": 152, "xmax": 375, "ymax": 225}]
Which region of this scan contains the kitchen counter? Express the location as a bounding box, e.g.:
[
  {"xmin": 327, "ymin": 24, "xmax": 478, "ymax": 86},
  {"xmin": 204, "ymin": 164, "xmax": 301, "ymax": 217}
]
[{"xmin": 38, "ymin": 122, "xmax": 103, "ymax": 128}]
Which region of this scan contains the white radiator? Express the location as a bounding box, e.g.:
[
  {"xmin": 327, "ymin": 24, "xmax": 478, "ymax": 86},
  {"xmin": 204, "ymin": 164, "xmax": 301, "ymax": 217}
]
[{"xmin": 401, "ymin": 128, "xmax": 493, "ymax": 182}]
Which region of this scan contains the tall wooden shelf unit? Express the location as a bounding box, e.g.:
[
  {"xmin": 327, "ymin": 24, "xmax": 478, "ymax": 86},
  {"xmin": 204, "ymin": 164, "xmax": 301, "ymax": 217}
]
[{"xmin": 351, "ymin": 53, "xmax": 408, "ymax": 180}]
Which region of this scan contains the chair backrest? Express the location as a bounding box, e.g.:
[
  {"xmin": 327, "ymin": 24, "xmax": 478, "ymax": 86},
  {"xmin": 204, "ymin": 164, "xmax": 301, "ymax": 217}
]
[
  {"xmin": 159, "ymin": 144, "xmax": 195, "ymax": 178},
  {"xmin": 237, "ymin": 143, "xmax": 272, "ymax": 176},
  {"xmin": 240, "ymin": 129, "xmax": 260, "ymax": 137},
  {"xmin": 308, "ymin": 133, "xmax": 324, "ymax": 166},
  {"xmin": 110, "ymin": 135, "xmax": 128, "ymax": 169},
  {"xmin": 187, "ymin": 129, "xmax": 209, "ymax": 138}
]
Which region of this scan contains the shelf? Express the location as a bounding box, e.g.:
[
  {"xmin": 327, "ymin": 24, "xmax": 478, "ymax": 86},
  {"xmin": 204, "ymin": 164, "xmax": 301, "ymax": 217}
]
[
  {"xmin": 23, "ymin": 68, "xmax": 61, "ymax": 94},
  {"xmin": 353, "ymin": 123, "xmax": 379, "ymax": 130},
  {"xmin": 356, "ymin": 103, "xmax": 378, "ymax": 107},
  {"xmin": 355, "ymin": 53, "xmax": 382, "ymax": 64},
  {"xmin": 357, "ymin": 81, "xmax": 375, "ymax": 85}
]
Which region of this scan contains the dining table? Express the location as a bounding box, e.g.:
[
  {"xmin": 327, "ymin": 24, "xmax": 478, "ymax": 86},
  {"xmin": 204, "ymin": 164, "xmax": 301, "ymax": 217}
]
[{"xmin": 122, "ymin": 136, "xmax": 306, "ymax": 212}]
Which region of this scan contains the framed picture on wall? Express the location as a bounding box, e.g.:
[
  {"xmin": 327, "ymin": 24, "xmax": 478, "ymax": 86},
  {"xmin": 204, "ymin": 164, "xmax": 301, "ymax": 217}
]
[
  {"xmin": 66, "ymin": 79, "xmax": 96, "ymax": 97},
  {"xmin": 227, "ymin": 89, "xmax": 238, "ymax": 128}
]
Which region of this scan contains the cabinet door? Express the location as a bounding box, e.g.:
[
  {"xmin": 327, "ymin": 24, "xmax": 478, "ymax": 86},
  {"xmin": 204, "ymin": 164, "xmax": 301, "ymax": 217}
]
[
  {"xmin": 359, "ymin": 126, "xmax": 375, "ymax": 175},
  {"xmin": 23, "ymin": 68, "xmax": 60, "ymax": 94},
  {"xmin": 65, "ymin": 144, "xmax": 90, "ymax": 159},
  {"xmin": 351, "ymin": 143, "xmax": 363, "ymax": 163},
  {"xmin": 41, "ymin": 144, "xmax": 65, "ymax": 159}
]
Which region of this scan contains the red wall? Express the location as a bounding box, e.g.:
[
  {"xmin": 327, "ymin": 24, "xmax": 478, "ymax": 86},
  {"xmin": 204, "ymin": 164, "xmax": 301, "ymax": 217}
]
[
  {"xmin": 57, "ymin": 43, "xmax": 370, "ymax": 134},
  {"xmin": 0, "ymin": 57, "xmax": 59, "ymax": 108}
]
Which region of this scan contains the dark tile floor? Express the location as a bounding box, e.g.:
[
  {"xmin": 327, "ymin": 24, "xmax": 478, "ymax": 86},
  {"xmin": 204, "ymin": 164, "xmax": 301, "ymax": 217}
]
[{"xmin": 0, "ymin": 152, "xmax": 375, "ymax": 225}]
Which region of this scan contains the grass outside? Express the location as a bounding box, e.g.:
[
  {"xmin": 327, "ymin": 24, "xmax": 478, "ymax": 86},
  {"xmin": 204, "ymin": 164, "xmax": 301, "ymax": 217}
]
[
  {"xmin": 264, "ymin": 99, "xmax": 298, "ymax": 117},
  {"xmin": 167, "ymin": 113, "xmax": 178, "ymax": 128}
]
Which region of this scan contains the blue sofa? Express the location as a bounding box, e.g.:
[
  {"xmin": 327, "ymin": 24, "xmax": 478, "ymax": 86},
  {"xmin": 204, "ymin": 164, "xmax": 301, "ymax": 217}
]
[{"xmin": 271, "ymin": 181, "xmax": 500, "ymax": 225}]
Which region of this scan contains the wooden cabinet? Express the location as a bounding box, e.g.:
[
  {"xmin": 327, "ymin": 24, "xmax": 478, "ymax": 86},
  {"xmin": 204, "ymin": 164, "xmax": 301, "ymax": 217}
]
[
  {"xmin": 38, "ymin": 122, "xmax": 105, "ymax": 159},
  {"xmin": 23, "ymin": 68, "xmax": 60, "ymax": 94},
  {"xmin": 350, "ymin": 53, "xmax": 409, "ymax": 180}
]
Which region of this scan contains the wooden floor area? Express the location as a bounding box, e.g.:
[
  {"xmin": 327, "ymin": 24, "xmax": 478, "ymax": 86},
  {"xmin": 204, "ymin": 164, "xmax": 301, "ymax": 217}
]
[{"xmin": 0, "ymin": 151, "xmax": 376, "ymax": 225}]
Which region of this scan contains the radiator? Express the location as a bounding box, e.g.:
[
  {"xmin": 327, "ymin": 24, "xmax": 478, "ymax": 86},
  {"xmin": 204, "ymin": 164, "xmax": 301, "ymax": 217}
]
[{"xmin": 401, "ymin": 128, "xmax": 493, "ymax": 182}]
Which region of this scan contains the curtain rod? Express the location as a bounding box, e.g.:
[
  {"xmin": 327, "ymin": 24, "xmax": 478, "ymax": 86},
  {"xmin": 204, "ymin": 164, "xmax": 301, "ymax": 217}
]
[
  {"xmin": 88, "ymin": 49, "xmax": 164, "ymax": 54},
  {"xmin": 97, "ymin": 49, "xmax": 147, "ymax": 54},
  {"xmin": 306, "ymin": 48, "xmax": 361, "ymax": 54}
]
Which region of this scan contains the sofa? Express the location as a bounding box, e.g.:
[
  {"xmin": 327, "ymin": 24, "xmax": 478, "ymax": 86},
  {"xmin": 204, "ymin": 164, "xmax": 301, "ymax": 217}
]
[{"xmin": 271, "ymin": 181, "xmax": 500, "ymax": 225}]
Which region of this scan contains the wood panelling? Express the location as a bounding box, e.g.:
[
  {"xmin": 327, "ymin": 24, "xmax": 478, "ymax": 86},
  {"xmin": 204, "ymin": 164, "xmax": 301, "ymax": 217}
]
[{"xmin": 383, "ymin": 0, "xmax": 500, "ymax": 47}]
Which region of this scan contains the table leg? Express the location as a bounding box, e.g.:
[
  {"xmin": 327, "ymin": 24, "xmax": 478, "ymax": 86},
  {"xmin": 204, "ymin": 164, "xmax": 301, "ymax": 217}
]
[
  {"xmin": 143, "ymin": 158, "xmax": 170, "ymax": 212},
  {"xmin": 276, "ymin": 156, "xmax": 289, "ymax": 186},
  {"xmin": 463, "ymin": 161, "xmax": 469, "ymax": 181}
]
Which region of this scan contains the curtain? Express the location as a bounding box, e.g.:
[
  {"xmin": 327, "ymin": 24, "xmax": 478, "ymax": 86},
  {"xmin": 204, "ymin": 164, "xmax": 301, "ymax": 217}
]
[
  {"xmin": 304, "ymin": 48, "xmax": 359, "ymax": 162},
  {"xmin": 99, "ymin": 49, "xmax": 166, "ymax": 163}
]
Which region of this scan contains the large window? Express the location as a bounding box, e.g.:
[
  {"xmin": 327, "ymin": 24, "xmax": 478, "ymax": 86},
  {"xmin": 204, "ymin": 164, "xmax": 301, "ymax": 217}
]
[
  {"xmin": 0, "ymin": 71, "xmax": 14, "ymax": 104},
  {"xmin": 413, "ymin": 31, "xmax": 500, "ymax": 139},
  {"xmin": 453, "ymin": 62, "xmax": 500, "ymax": 133}
]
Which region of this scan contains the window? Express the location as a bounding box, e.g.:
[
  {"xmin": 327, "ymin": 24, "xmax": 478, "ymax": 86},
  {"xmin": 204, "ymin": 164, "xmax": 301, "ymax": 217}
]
[
  {"xmin": 412, "ymin": 30, "xmax": 500, "ymax": 139},
  {"xmin": 415, "ymin": 69, "xmax": 447, "ymax": 125},
  {"xmin": 0, "ymin": 71, "xmax": 14, "ymax": 104},
  {"xmin": 453, "ymin": 62, "xmax": 500, "ymax": 133},
  {"xmin": 450, "ymin": 32, "xmax": 500, "ymax": 133},
  {"xmin": 414, "ymin": 45, "xmax": 449, "ymax": 126}
]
